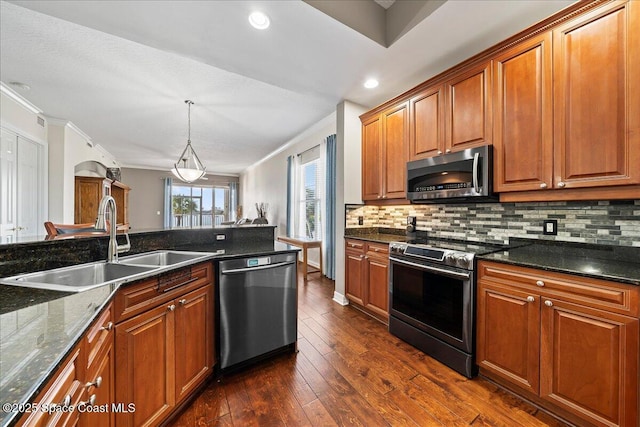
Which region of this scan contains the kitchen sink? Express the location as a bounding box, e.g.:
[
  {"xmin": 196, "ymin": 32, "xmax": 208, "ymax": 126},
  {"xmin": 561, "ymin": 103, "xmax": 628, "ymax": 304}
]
[
  {"xmin": 2, "ymin": 262, "xmax": 157, "ymax": 293},
  {"xmin": 119, "ymin": 250, "xmax": 212, "ymax": 267}
]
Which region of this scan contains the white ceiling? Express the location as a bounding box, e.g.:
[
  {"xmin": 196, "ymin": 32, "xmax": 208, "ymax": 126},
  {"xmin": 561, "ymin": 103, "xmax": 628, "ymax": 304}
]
[{"xmin": 0, "ymin": 0, "xmax": 574, "ymax": 175}]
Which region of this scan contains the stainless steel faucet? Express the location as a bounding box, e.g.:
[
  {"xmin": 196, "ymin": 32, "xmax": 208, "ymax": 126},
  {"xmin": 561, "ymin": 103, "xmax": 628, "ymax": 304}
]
[{"xmin": 95, "ymin": 195, "xmax": 130, "ymax": 263}]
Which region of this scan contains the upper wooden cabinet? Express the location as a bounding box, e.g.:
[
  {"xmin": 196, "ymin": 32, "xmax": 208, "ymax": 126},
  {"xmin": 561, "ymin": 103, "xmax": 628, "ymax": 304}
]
[
  {"xmin": 409, "ymin": 62, "xmax": 491, "ymax": 161},
  {"xmin": 445, "ymin": 62, "xmax": 492, "ymax": 153},
  {"xmin": 496, "ymin": 0, "xmax": 640, "ymax": 200},
  {"xmin": 493, "ymin": 32, "xmax": 554, "ymax": 192},
  {"xmin": 362, "ymin": 102, "xmax": 408, "ymax": 201},
  {"xmin": 553, "ymin": 0, "xmax": 639, "ymax": 190}
]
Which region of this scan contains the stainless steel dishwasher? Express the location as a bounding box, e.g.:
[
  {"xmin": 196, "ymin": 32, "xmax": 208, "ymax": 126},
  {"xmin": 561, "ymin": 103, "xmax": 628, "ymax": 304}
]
[{"xmin": 218, "ymin": 253, "xmax": 297, "ymax": 370}]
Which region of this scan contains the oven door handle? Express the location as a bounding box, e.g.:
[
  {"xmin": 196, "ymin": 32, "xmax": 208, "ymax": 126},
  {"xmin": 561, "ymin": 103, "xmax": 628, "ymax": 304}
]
[
  {"xmin": 390, "ymin": 257, "xmax": 471, "ymax": 280},
  {"xmin": 472, "ymin": 151, "xmax": 480, "ymax": 194}
]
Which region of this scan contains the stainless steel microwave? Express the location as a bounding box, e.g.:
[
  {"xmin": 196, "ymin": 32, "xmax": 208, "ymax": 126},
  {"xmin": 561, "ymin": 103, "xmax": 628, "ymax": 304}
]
[{"xmin": 407, "ymin": 145, "xmax": 495, "ymax": 203}]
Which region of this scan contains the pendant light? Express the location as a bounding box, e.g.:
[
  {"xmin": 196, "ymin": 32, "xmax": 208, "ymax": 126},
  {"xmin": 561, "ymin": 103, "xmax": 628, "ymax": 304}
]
[{"xmin": 171, "ymin": 100, "xmax": 206, "ymax": 182}]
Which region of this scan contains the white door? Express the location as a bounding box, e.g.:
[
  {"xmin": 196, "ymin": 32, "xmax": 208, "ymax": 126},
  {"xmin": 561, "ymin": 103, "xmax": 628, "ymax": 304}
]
[{"xmin": 0, "ymin": 128, "xmax": 47, "ymax": 241}]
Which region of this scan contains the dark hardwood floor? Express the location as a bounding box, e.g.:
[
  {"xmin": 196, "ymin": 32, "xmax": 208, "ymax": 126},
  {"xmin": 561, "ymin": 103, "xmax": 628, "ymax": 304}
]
[{"xmin": 170, "ymin": 270, "xmax": 569, "ymax": 427}]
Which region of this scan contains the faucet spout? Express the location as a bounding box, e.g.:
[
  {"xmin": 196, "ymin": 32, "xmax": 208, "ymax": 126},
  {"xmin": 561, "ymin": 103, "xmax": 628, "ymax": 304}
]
[{"xmin": 96, "ymin": 195, "xmax": 130, "ymax": 263}]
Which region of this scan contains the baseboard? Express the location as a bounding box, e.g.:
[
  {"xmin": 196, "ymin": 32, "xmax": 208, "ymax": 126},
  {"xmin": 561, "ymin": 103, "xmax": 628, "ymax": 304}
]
[{"xmin": 332, "ymin": 291, "xmax": 349, "ymax": 306}]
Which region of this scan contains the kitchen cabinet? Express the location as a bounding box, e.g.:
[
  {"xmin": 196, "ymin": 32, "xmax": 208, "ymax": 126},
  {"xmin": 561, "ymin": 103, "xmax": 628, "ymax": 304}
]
[
  {"xmin": 345, "ymin": 239, "xmax": 389, "ymax": 321},
  {"xmin": 444, "ymin": 62, "xmax": 492, "ymax": 153},
  {"xmin": 16, "ymin": 348, "xmax": 83, "ymax": 427},
  {"xmin": 493, "ymin": 32, "xmax": 553, "ymax": 192},
  {"xmin": 74, "ymin": 177, "xmax": 130, "ymax": 228},
  {"xmin": 477, "ymin": 261, "xmax": 639, "ymax": 427},
  {"xmin": 114, "ymin": 262, "xmax": 214, "ymax": 427},
  {"xmin": 496, "ymin": 0, "xmax": 640, "ymax": 201},
  {"xmin": 361, "ymin": 102, "xmax": 408, "ymax": 202},
  {"xmin": 409, "ymin": 62, "xmax": 491, "ymax": 162}
]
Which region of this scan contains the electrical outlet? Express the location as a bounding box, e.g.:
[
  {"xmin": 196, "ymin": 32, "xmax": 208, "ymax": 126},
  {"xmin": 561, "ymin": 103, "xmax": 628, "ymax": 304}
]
[
  {"xmin": 543, "ymin": 219, "xmax": 558, "ymax": 235},
  {"xmin": 358, "ymin": 216, "xmax": 364, "ymax": 225},
  {"xmin": 216, "ymin": 234, "xmax": 226, "ymax": 240}
]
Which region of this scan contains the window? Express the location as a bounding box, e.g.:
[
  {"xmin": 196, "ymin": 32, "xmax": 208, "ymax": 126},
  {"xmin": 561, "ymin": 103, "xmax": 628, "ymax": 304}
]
[
  {"xmin": 169, "ymin": 183, "xmax": 235, "ymax": 228},
  {"xmin": 296, "ymin": 146, "xmax": 323, "ymax": 239}
]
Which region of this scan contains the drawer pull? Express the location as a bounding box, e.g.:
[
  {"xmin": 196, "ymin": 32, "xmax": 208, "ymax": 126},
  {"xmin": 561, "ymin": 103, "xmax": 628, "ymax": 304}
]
[
  {"xmin": 80, "ymin": 394, "xmax": 96, "ymax": 407},
  {"xmin": 101, "ymin": 322, "xmax": 114, "ymax": 331},
  {"xmin": 540, "ymin": 182, "xmax": 547, "ymax": 189},
  {"xmin": 179, "ymin": 299, "xmax": 187, "ymax": 306},
  {"xmin": 60, "ymin": 394, "xmax": 71, "ymax": 407},
  {"xmin": 544, "ymin": 300, "xmax": 553, "ymax": 307},
  {"xmin": 536, "ymin": 280, "xmax": 545, "ymax": 287},
  {"xmin": 168, "ymin": 304, "xmax": 176, "ymax": 312},
  {"xmin": 86, "ymin": 376, "xmax": 102, "ymax": 389},
  {"xmin": 526, "ymin": 296, "xmax": 535, "ymax": 302}
]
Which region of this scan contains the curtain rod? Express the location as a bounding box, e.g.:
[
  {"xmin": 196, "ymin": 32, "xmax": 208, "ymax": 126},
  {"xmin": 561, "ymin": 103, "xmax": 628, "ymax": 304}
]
[{"xmin": 297, "ymin": 144, "xmax": 320, "ymax": 157}]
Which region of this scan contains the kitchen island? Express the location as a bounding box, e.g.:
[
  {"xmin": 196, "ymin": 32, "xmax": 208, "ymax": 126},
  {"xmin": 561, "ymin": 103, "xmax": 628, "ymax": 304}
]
[{"xmin": 0, "ymin": 226, "xmax": 299, "ymax": 427}]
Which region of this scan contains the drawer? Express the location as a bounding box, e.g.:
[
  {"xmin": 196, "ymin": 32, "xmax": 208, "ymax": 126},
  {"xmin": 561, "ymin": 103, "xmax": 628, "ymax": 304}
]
[
  {"xmin": 83, "ymin": 302, "xmax": 114, "ymax": 373},
  {"xmin": 115, "ymin": 262, "xmax": 213, "ymax": 323},
  {"xmin": 478, "ymin": 261, "xmax": 640, "ymax": 317},
  {"xmin": 17, "ymin": 348, "xmax": 82, "ymax": 427},
  {"xmin": 367, "ymin": 242, "xmax": 389, "ymax": 256},
  {"xmin": 345, "ymin": 239, "xmax": 365, "ymax": 251}
]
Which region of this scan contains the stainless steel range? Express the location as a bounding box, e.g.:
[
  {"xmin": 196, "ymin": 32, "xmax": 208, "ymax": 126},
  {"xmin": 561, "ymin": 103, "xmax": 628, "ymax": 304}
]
[{"xmin": 388, "ymin": 238, "xmax": 504, "ymax": 378}]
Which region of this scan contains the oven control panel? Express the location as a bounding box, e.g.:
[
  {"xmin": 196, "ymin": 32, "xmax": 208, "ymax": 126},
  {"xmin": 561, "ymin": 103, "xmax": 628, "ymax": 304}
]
[{"xmin": 389, "ymin": 242, "xmax": 475, "ymax": 270}]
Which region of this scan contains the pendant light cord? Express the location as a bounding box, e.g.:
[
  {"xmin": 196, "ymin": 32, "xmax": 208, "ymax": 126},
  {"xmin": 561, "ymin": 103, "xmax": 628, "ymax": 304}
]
[{"xmin": 186, "ymin": 99, "xmax": 194, "ymax": 144}]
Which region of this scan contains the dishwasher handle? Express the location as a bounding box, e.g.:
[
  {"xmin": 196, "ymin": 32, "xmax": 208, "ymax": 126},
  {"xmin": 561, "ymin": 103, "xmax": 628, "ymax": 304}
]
[{"xmin": 221, "ymin": 260, "xmax": 296, "ymax": 275}]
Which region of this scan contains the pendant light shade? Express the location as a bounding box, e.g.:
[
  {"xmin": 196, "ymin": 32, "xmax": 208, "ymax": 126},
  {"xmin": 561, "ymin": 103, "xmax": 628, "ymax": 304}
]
[{"xmin": 171, "ymin": 100, "xmax": 206, "ymax": 182}]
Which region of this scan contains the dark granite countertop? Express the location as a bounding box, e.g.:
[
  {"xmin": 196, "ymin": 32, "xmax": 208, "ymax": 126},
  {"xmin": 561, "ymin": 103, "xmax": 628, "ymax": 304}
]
[
  {"xmin": 0, "ymin": 240, "xmax": 297, "ymax": 427},
  {"xmin": 479, "ymin": 239, "xmax": 640, "ymax": 286}
]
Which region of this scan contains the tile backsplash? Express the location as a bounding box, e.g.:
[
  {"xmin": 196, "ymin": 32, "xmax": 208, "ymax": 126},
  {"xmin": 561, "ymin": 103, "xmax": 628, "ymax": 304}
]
[{"xmin": 346, "ymin": 200, "xmax": 640, "ymax": 247}]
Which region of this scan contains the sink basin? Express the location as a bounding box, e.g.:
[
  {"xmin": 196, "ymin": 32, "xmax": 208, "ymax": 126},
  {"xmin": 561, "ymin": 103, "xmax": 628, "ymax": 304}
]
[
  {"xmin": 1, "ymin": 262, "xmax": 157, "ymax": 293},
  {"xmin": 119, "ymin": 250, "xmax": 212, "ymax": 267}
]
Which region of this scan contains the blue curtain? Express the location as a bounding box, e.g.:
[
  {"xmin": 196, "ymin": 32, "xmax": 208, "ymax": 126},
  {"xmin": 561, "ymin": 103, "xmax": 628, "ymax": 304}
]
[
  {"xmin": 324, "ymin": 134, "xmax": 336, "ymax": 279},
  {"xmin": 163, "ymin": 177, "xmax": 172, "ymax": 228},
  {"xmin": 286, "ymin": 155, "xmax": 294, "ymax": 236}
]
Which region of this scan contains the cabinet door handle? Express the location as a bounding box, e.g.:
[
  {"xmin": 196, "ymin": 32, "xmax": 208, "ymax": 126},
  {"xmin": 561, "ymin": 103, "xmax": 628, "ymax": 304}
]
[
  {"xmin": 101, "ymin": 322, "xmax": 113, "ymax": 331},
  {"xmin": 557, "ymin": 181, "xmax": 566, "ymax": 188},
  {"xmin": 86, "ymin": 376, "xmax": 102, "ymax": 389},
  {"xmin": 179, "ymin": 299, "xmax": 187, "ymax": 306},
  {"xmin": 377, "ymin": 195, "xmax": 381, "ymax": 199},
  {"xmin": 79, "ymin": 394, "xmax": 96, "ymax": 407},
  {"xmin": 526, "ymin": 296, "xmax": 535, "ymax": 302},
  {"xmin": 536, "ymin": 280, "xmax": 545, "ymax": 287},
  {"xmin": 59, "ymin": 394, "xmax": 71, "ymax": 407},
  {"xmin": 445, "ymin": 149, "xmax": 451, "ymax": 153},
  {"xmin": 382, "ymin": 195, "xmax": 387, "ymax": 199},
  {"xmin": 437, "ymin": 150, "xmax": 443, "ymax": 155},
  {"xmin": 540, "ymin": 182, "xmax": 547, "ymax": 189},
  {"xmin": 544, "ymin": 300, "xmax": 553, "ymax": 307},
  {"xmin": 168, "ymin": 304, "xmax": 176, "ymax": 312}
]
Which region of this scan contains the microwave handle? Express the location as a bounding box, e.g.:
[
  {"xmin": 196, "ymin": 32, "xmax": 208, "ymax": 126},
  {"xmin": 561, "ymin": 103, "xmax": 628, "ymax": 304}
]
[{"xmin": 472, "ymin": 152, "xmax": 480, "ymax": 194}]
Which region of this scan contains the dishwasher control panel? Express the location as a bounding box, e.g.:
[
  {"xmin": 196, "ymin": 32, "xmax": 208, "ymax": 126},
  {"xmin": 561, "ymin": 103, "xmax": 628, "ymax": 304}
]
[{"xmin": 247, "ymin": 257, "xmax": 271, "ymax": 267}]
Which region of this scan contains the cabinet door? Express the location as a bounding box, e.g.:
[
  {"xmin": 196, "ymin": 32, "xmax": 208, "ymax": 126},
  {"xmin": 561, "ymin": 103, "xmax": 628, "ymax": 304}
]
[
  {"xmin": 381, "ymin": 102, "xmax": 408, "ymax": 199},
  {"xmin": 75, "ymin": 177, "xmax": 111, "ymax": 224},
  {"xmin": 493, "ymin": 33, "xmax": 553, "ymax": 192},
  {"xmin": 410, "ymin": 86, "xmax": 444, "ymax": 160},
  {"xmin": 553, "ymin": 0, "xmax": 640, "ymax": 189},
  {"xmin": 540, "ymin": 298, "xmax": 639, "ymax": 427},
  {"xmin": 365, "ymin": 254, "xmax": 389, "ymax": 319},
  {"xmin": 476, "ymin": 282, "xmax": 540, "ymax": 395},
  {"xmin": 175, "ymin": 285, "xmax": 214, "ymax": 403},
  {"xmin": 361, "ymin": 115, "xmax": 382, "ymax": 201},
  {"xmin": 80, "ymin": 340, "xmax": 115, "ymax": 427},
  {"xmin": 115, "ymin": 303, "xmax": 175, "ymax": 427},
  {"xmin": 345, "ymin": 248, "xmax": 365, "ymax": 305},
  {"xmin": 445, "ymin": 62, "xmax": 492, "ymax": 152}
]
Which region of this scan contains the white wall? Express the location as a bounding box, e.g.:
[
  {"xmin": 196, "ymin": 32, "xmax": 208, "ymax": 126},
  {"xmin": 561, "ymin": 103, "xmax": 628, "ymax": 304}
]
[
  {"xmin": 0, "ymin": 91, "xmax": 47, "ymax": 143},
  {"xmin": 47, "ymin": 121, "xmax": 119, "ymax": 223},
  {"xmin": 240, "ymin": 112, "xmax": 336, "ymax": 235},
  {"xmin": 334, "ymin": 100, "xmax": 366, "ymax": 304}
]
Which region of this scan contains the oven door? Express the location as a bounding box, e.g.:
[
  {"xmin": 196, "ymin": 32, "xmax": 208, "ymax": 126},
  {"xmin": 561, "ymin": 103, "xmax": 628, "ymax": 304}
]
[{"xmin": 389, "ymin": 256, "xmax": 474, "ymax": 353}]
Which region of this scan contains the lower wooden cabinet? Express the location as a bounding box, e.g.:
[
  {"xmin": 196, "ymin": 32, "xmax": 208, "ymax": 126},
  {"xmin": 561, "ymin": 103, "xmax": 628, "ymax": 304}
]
[
  {"xmin": 345, "ymin": 239, "xmax": 389, "ymax": 321},
  {"xmin": 477, "ymin": 261, "xmax": 639, "ymax": 427},
  {"xmin": 114, "ymin": 262, "xmax": 214, "ymax": 427}
]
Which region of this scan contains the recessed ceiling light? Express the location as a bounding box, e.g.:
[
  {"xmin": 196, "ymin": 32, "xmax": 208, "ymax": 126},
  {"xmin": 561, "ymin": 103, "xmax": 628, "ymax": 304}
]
[
  {"xmin": 364, "ymin": 79, "xmax": 379, "ymax": 89},
  {"xmin": 249, "ymin": 11, "xmax": 270, "ymax": 30}
]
